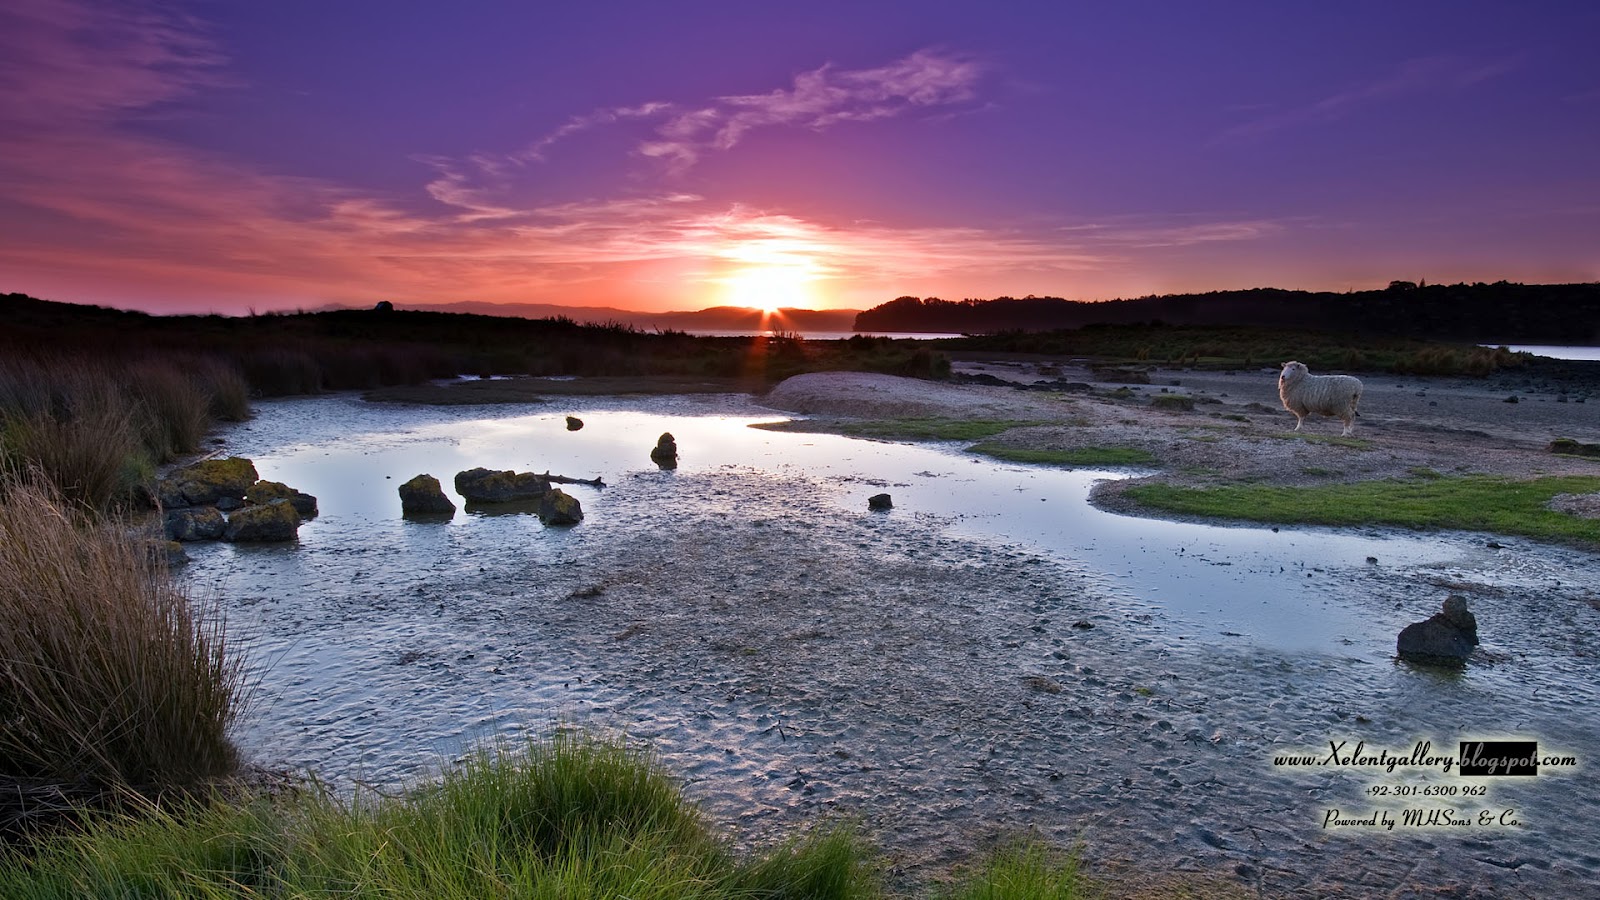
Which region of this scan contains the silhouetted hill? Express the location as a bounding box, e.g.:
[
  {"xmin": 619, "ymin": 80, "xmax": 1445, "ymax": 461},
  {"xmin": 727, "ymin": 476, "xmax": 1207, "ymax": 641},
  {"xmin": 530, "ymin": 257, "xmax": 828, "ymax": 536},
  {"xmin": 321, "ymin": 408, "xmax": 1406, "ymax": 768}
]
[
  {"xmin": 391, "ymin": 300, "xmax": 859, "ymax": 333},
  {"xmin": 854, "ymin": 283, "xmax": 1600, "ymax": 344}
]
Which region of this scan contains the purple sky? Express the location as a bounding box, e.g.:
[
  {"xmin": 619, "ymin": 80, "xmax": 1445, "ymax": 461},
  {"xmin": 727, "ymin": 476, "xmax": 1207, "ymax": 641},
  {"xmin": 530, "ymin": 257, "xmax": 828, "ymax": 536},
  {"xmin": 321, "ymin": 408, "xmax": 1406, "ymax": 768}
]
[{"xmin": 2, "ymin": 0, "xmax": 1597, "ymax": 314}]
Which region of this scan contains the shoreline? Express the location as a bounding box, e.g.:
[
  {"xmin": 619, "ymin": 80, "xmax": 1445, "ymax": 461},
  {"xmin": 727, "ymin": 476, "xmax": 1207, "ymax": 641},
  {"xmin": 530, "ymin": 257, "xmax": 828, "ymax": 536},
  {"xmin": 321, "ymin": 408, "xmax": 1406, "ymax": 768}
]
[{"xmin": 757, "ymin": 365, "xmax": 1600, "ymax": 538}]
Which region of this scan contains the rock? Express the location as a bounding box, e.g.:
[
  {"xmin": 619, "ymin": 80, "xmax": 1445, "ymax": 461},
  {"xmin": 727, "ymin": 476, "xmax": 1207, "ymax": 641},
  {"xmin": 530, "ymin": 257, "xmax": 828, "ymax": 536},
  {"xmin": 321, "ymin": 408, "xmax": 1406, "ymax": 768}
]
[
  {"xmin": 1548, "ymin": 437, "xmax": 1600, "ymax": 458},
  {"xmin": 399, "ymin": 474, "xmax": 456, "ymax": 516},
  {"xmin": 454, "ymin": 467, "xmax": 550, "ymax": 502},
  {"xmin": 159, "ymin": 540, "xmax": 187, "ymax": 567},
  {"xmin": 223, "ymin": 499, "xmax": 300, "ymax": 542},
  {"xmin": 868, "ymin": 493, "xmax": 893, "ymax": 511},
  {"xmin": 1397, "ymin": 595, "xmax": 1479, "ymax": 666},
  {"xmin": 164, "ymin": 506, "xmax": 225, "ymax": 542},
  {"xmin": 538, "ymin": 488, "xmax": 583, "ymax": 526},
  {"xmin": 566, "ymin": 416, "xmax": 584, "ymax": 431},
  {"xmin": 1091, "ymin": 365, "xmax": 1151, "ymax": 385},
  {"xmin": 1150, "ymin": 394, "xmax": 1195, "ymax": 411},
  {"xmin": 247, "ymin": 480, "xmax": 318, "ymax": 519},
  {"xmin": 651, "ymin": 433, "xmax": 678, "ymax": 468},
  {"xmin": 1440, "ymin": 594, "xmax": 1479, "ymax": 645},
  {"xmin": 162, "ymin": 456, "xmax": 259, "ymax": 506}
]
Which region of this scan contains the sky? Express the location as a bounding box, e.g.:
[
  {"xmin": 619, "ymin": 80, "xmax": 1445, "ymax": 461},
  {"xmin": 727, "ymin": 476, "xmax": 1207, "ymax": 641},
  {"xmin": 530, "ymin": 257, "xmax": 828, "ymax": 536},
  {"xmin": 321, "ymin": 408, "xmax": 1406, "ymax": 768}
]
[{"xmin": 1, "ymin": 0, "xmax": 1597, "ymax": 315}]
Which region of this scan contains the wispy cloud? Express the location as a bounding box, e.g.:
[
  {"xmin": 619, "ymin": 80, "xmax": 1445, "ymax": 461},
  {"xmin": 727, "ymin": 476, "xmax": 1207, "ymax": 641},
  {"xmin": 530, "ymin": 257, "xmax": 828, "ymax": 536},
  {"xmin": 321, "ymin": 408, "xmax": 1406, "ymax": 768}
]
[
  {"xmin": 1213, "ymin": 55, "xmax": 1518, "ymax": 145},
  {"xmin": 519, "ymin": 48, "xmax": 985, "ymax": 175},
  {"xmin": 0, "ymin": 0, "xmax": 225, "ymax": 126}
]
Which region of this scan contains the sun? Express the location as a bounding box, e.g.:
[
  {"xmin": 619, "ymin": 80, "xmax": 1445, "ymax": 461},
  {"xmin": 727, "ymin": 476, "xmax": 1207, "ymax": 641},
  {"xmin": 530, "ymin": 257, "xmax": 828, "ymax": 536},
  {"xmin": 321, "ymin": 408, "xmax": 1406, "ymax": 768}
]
[{"xmin": 721, "ymin": 265, "xmax": 815, "ymax": 313}]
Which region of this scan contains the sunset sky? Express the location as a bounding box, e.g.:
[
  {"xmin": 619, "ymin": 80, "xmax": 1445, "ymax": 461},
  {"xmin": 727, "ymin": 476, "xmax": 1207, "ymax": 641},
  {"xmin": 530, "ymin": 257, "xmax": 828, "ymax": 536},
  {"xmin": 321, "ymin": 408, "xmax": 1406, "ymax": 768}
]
[{"xmin": 2, "ymin": 0, "xmax": 1597, "ymax": 315}]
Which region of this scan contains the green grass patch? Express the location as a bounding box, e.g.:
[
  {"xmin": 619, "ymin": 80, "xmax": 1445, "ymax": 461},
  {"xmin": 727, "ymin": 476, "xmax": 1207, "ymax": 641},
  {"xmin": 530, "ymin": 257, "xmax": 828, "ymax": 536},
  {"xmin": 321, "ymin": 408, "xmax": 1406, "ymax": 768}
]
[
  {"xmin": 754, "ymin": 417, "xmax": 1043, "ymax": 442},
  {"xmin": 1125, "ymin": 474, "xmax": 1600, "ymax": 545},
  {"xmin": 944, "ymin": 841, "xmax": 1082, "ymax": 900},
  {"xmin": 3, "ymin": 735, "xmax": 881, "ymax": 899},
  {"xmin": 970, "ymin": 443, "xmax": 1157, "ymax": 467}
]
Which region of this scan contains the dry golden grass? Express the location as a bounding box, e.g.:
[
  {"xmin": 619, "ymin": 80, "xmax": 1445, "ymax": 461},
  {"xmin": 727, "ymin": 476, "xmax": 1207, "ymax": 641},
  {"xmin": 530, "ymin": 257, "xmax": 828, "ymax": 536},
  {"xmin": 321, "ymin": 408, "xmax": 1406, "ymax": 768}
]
[{"xmin": 0, "ymin": 472, "xmax": 251, "ymax": 798}]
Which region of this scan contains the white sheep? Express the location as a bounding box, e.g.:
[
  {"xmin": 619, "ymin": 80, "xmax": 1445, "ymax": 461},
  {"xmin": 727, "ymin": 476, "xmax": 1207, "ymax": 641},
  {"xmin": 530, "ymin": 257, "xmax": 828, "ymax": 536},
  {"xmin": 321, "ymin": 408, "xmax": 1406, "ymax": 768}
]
[{"xmin": 1278, "ymin": 361, "xmax": 1363, "ymax": 436}]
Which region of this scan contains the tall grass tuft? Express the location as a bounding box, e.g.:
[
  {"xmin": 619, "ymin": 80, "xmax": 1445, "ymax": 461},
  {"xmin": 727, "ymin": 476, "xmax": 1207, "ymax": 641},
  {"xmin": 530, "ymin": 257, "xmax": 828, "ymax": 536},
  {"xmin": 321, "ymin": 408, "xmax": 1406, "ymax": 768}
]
[
  {"xmin": 944, "ymin": 841, "xmax": 1083, "ymax": 900},
  {"xmin": 126, "ymin": 360, "xmax": 211, "ymax": 462},
  {"xmin": 0, "ymin": 472, "xmax": 250, "ymax": 803},
  {"xmin": 0, "ymin": 361, "xmax": 148, "ymax": 511}
]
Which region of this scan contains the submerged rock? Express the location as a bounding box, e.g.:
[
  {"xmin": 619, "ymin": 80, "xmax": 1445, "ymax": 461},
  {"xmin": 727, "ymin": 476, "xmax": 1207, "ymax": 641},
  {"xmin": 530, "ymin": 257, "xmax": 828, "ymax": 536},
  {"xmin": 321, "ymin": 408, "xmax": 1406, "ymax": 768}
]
[
  {"xmin": 868, "ymin": 493, "xmax": 893, "ymax": 511},
  {"xmin": 454, "ymin": 467, "xmax": 550, "ymax": 503},
  {"xmin": 1397, "ymin": 595, "xmax": 1480, "ymax": 666},
  {"xmin": 538, "ymin": 488, "xmax": 583, "ymax": 526},
  {"xmin": 223, "ymin": 499, "xmax": 300, "ymax": 542},
  {"xmin": 399, "ymin": 474, "xmax": 456, "ymax": 516},
  {"xmin": 165, "ymin": 506, "xmax": 225, "ymax": 542},
  {"xmin": 247, "ymin": 480, "xmax": 319, "ymax": 519}
]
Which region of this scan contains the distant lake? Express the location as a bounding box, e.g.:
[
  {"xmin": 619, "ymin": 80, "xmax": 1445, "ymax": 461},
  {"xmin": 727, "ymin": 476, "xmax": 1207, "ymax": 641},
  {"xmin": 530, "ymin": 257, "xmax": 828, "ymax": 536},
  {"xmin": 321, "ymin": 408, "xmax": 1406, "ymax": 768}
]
[{"xmin": 1494, "ymin": 344, "xmax": 1600, "ymax": 361}]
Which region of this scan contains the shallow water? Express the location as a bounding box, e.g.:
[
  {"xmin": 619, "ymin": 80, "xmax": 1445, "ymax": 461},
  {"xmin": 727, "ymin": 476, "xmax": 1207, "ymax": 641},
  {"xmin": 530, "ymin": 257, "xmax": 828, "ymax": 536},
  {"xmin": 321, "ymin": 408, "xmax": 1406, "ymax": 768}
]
[{"xmin": 190, "ymin": 392, "xmax": 1600, "ymax": 895}]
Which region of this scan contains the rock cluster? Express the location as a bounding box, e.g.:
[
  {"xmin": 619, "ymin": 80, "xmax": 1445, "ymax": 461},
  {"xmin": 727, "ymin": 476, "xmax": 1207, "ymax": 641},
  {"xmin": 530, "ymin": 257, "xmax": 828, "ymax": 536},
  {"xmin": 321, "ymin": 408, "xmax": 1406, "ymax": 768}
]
[
  {"xmin": 1397, "ymin": 595, "xmax": 1480, "ymax": 666},
  {"xmin": 451, "ymin": 467, "xmax": 583, "ymax": 526},
  {"xmin": 651, "ymin": 433, "xmax": 678, "ymax": 468},
  {"xmin": 157, "ymin": 456, "xmax": 315, "ymax": 544}
]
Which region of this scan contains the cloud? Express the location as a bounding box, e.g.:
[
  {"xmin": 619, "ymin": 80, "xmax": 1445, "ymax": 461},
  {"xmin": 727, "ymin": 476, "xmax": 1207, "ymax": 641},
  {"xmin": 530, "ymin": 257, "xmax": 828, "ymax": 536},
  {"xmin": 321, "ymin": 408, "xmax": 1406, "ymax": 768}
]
[
  {"xmin": 522, "ymin": 48, "xmax": 985, "ymax": 175},
  {"xmin": 1213, "ymin": 55, "xmax": 1518, "ymax": 144},
  {"xmin": 0, "ymin": 0, "xmax": 226, "ymax": 126}
]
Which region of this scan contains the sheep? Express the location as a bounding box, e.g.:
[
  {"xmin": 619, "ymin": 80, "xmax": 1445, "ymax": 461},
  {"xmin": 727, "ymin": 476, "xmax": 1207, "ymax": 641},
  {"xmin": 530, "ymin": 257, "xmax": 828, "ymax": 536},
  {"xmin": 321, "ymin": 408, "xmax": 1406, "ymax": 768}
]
[{"xmin": 1278, "ymin": 361, "xmax": 1363, "ymax": 436}]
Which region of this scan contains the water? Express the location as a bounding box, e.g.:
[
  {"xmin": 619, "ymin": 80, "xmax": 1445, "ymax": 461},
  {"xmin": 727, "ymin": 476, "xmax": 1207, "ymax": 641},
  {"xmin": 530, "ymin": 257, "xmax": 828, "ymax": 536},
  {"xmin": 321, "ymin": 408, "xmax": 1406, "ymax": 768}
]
[
  {"xmin": 187, "ymin": 391, "xmax": 1600, "ymax": 893},
  {"xmin": 1489, "ymin": 344, "xmax": 1600, "ymax": 361}
]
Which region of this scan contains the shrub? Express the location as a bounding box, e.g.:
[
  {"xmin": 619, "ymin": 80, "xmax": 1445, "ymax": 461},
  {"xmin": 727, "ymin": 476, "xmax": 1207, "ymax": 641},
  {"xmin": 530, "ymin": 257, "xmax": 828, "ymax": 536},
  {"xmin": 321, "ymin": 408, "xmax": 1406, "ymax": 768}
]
[{"xmin": 0, "ymin": 472, "xmax": 250, "ymax": 807}]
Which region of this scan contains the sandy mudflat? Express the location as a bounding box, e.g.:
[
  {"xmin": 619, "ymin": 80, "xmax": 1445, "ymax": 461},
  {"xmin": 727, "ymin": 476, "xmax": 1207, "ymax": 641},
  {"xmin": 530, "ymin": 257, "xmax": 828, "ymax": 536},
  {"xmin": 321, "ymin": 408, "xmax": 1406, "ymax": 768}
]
[
  {"xmin": 212, "ymin": 364, "xmax": 1600, "ymax": 899},
  {"xmin": 762, "ymin": 363, "xmax": 1600, "ymax": 517}
]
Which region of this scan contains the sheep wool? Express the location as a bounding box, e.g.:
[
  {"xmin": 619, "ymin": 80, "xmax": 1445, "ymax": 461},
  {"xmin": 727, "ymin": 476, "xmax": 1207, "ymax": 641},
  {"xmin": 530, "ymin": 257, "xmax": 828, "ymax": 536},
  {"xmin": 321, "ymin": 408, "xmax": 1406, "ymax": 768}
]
[{"xmin": 1278, "ymin": 361, "xmax": 1363, "ymax": 436}]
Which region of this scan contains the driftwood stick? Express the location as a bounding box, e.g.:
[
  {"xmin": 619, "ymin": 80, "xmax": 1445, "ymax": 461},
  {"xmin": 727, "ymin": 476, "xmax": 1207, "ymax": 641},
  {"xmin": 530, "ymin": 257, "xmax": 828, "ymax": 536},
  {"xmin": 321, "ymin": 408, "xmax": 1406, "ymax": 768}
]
[{"xmin": 543, "ymin": 472, "xmax": 605, "ymax": 487}]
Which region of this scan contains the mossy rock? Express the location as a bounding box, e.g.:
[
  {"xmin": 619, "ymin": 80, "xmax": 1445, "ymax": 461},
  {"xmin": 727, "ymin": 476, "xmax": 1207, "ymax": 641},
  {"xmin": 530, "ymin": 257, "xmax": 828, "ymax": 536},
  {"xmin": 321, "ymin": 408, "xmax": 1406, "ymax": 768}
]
[
  {"xmin": 223, "ymin": 499, "xmax": 300, "ymax": 542},
  {"xmin": 454, "ymin": 467, "xmax": 550, "ymax": 503},
  {"xmin": 538, "ymin": 488, "xmax": 583, "ymax": 526},
  {"xmin": 247, "ymin": 480, "xmax": 319, "ymax": 518},
  {"xmin": 400, "ymin": 474, "xmax": 456, "ymax": 516},
  {"xmin": 165, "ymin": 506, "xmax": 225, "ymax": 542},
  {"xmin": 1549, "ymin": 438, "xmax": 1600, "ymax": 458},
  {"xmin": 166, "ymin": 456, "xmax": 259, "ymax": 506},
  {"xmin": 1151, "ymin": 394, "xmax": 1196, "ymax": 412}
]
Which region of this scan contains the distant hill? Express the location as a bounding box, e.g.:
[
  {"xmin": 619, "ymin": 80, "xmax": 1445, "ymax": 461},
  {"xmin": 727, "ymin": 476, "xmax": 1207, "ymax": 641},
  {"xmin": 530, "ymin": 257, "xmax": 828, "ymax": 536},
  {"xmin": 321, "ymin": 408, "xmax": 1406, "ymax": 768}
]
[
  {"xmin": 395, "ymin": 300, "xmax": 860, "ymax": 333},
  {"xmin": 854, "ymin": 283, "xmax": 1600, "ymax": 345}
]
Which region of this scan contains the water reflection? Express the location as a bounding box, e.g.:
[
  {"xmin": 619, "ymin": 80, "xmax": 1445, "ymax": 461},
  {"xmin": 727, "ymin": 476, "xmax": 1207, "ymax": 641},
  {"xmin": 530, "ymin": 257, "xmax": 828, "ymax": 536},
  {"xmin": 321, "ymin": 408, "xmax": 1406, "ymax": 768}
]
[{"xmin": 205, "ymin": 395, "xmax": 1499, "ymax": 654}]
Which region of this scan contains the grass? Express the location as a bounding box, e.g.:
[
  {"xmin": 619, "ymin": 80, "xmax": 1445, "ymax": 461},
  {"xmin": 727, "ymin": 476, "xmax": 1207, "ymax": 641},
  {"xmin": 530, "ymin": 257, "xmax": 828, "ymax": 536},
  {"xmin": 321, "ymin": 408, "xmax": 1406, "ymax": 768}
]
[
  {"xmin": 2, "ymin": 735, "xmax": 882, "ymax": 900},
  {"xmin": 943, "ymin": 841, "xmax": 1083, "ymax": 900},
  {"xmin": 0, "ymin": 356, "xmax": 251, "ymax": 512},
  {"xmin": 754, "ymin": 417, "xmax": 1044, "ymax": 442},
  {"xmin": 1124, "ymin": 474, "xmax": 1600, "ymax": 545},
  {"xmin": 0, "ymin": 472, "xmax": 251, "ymax": 816},
  {"xmin": 969, "ymin": 443, "xmax": 1157, "ymax": 467}
]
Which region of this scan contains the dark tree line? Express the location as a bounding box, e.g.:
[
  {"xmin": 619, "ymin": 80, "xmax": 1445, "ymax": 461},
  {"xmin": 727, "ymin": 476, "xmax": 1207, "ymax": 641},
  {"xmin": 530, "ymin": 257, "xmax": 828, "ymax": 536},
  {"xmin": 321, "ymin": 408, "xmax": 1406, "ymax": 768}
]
[{"xmin": 854, "ymin": 282, "xmax": 1600, "ymax": 344}]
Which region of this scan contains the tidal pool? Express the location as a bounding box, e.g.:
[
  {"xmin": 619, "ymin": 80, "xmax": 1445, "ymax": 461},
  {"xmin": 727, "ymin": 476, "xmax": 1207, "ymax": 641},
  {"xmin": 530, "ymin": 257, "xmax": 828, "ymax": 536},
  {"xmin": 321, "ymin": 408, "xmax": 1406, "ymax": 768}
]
[{"xmin": 188, "ymin": 391, "xmax": 1600, "ymax": 895}]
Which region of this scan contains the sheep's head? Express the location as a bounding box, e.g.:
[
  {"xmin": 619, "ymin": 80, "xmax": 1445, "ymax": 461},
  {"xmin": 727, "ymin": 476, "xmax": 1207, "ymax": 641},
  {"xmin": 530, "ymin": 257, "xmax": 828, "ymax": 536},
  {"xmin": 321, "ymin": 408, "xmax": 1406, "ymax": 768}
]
[{"xmin": 1279, "ymin": 361, "xmax": 1308, "ymax": 384}]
